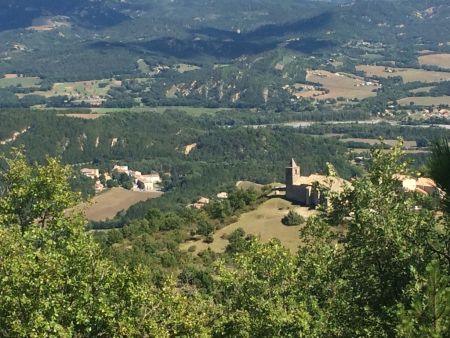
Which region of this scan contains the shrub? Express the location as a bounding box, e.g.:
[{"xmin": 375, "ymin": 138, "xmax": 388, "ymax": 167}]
[{"xmin": 282, "ymin": 211, "xmax": 305, "ymax": 226}]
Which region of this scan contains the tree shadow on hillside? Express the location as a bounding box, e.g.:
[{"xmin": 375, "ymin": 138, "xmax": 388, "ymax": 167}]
[
  {"xmin": 190, "ymin": 11, "xmax": 333, "ymax": 41},
  {"xmin": 88, "ymin": 11, "xmax": 336, "ymax": 59}
]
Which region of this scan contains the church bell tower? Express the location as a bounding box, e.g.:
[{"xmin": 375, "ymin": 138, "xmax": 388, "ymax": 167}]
[{"xmin": 286, "ymin": 158, "xmax": 301, "ymax": 186}]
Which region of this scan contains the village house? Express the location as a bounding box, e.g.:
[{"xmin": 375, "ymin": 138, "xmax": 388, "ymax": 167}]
[
  {"xmin": 285, "ymin": 159, "xmax": 347, "ymax": 207},
  {"xmin": 190, "ymin": 197, "xmax": 210, "ymax": 209},
  {"xmin": 80, "ymin": 168, "xmax": 99, "ymax": 180},
  {"xmin": 113, "ymin": 165, "xmax": 129, "ymax": 175},
  {"xmin": 136, "ymin": 173, "xmax": 162, "ymax": 192},
  {"xmin": 395, "ymin": 175, "xmax": 439, "ymax": 196},
  {"xmin": 216, "ymin": 192, "xmax": 229, "ymax": 199},
  {"xmin": 94, "ymin": 181, "xmax": 105, "ymax": 193}
]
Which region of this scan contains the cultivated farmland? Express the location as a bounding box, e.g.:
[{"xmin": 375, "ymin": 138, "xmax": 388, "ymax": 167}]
[
  {"xmin": 356, "ymin": 65, "xmax": 450, "ymax": 83},
  {"xmin": 398, "ymin": 96, "xmax": 450, "ymax": 106},
  {"xmin": 75, "ymin": 187, "xmax": 162, "ymax": 221},
  {"xmin": 302, "ymin": 70, "xmax": 379, "ymax": 100},
  {"xmin": 418, "ymin": 53, "xmax": 450, "ymax": 69}
]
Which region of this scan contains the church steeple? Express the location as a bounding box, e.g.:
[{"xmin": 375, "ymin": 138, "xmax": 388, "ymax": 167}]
[
  {"xmin": 290, "ymin": 158, "xmax": 298, "ymax": 168},
  {"xmin": 286, "ymin": 158, "xmax": 301, "ymax": 186}
]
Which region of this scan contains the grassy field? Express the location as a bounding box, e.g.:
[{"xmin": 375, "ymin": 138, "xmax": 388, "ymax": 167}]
[
  {"xmin": 0, "ymin": 76, "xmax": 41, "ymax": 88},
  {"xmin": 418, "ymin": 53, "xmax": 450, "ymax": 69},
  {"xmin": 303, "ymin": 70, "xmax": 379, "ymax": 100},
  {"xmin": 410, "ymin": 86, "xmax": 435, "ymax": 94},
  {"xmin": 180, "ymin": 198, "xmax": 317, "ymax": 253},
  {"xmin": 356, "ymin": 65, "xmax": 450, "ymax": 83},
  {"xmin": 398, "ymin": 96, "xmax": 450, "ymax": 106},
  {"xmin": 74, "ymin": 187, "xmax": 162, "ymax": 221}
]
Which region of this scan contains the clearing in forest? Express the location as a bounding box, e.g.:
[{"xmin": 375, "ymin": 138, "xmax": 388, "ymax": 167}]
[
  {"xmin": 0, "ymin": 76, "xmax": 41, "ymax": 88},
  {"xmin": 180, "ymin": 198, "xmax": 317, "ymax": 253},
  {"xmin": 356, "ymin": 65, "xmax": 450, "ymax": 83},
  {"xmin": 74, "ymin": 187, "xmax": 162, "ymax": 221},
  {"xmin": 30, "ymin": 79, "xmax": 122, "ymax": 105},
  {"xmin": 174, "ymin": 64, "xmax": 201, "ymax": 73},
  {"xmin": 59, "ymin": 113, "xmax": 106, "ymax": 120},
  {"xmin": 418, "ymin": 53, "xmax": 450, "ymax": 69}
]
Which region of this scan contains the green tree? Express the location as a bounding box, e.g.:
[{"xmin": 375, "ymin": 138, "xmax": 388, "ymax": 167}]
[
  {"xmin": 397, "ymin": 260, "xmax": 450, "ymax": 338},
  {"xmin": 213, "ymin": 239, "xmax": 314, "ymax": 337},
  {"xmin": 0, "ymin": 150, "xmax": 212, "ymax": 336},
  {"xmin": 282, "ymin": 210, "xmax": 305, "ymax": 226},
  {"xmin": 0, "ymin": 149, "xmax": 79, "ymax": 232},
  {"xmin": 429, "ymin": 137, "xmax": 450, "ymax": 212}
]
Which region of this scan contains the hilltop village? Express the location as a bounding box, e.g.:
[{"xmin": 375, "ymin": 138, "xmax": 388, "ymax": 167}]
[
  {"xmin": 80, "ymin": 165, "xmax": 162, "ymax": 194},
  {"xmin": 283, "ymin": 159, "xmax": 440, "ymax": 207}
]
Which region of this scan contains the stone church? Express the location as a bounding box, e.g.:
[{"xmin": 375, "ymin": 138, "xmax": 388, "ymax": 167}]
[{"xmin": 285, "ymin": 159, "xmax": 346, "ymax": 207}]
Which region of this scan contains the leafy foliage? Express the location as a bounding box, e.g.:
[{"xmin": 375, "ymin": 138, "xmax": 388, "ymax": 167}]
[{"xmin": 282, "ymin": 210, "xmax": 305, "ymax": 226}]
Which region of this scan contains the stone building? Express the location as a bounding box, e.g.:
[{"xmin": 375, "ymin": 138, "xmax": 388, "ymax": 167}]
[{"xmin": 285, "ymin": 159, "xmax": 347, "ymax": 207}]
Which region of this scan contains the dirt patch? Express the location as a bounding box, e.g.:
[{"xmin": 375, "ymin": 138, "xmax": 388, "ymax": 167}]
[
  {"xmin": 59, "ymin": 113, "xmax": 106, "ymax": 120},
  {"xmin": 180, "ymin": 198, "xmax": 317, "ymax": 253},
  {"xmin": 356, "ymin": 65, "xmax": 450, "ymax": 83},
  {"xmin": 418, "ymin": 53, "xmax": 450, "ymax": 69},
  {"xmin": 74, "ymin": 187, "xmax": 162, "ymax": 221}
]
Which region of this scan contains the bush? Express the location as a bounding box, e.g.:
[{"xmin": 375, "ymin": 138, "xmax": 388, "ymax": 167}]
[
  {"xmin": 204, "ymin": 235, "xmax": 214, "ymax": 243},
  {"xmin": 282, "ymin": 211, "xmax": 305, "ymax": 226}
]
